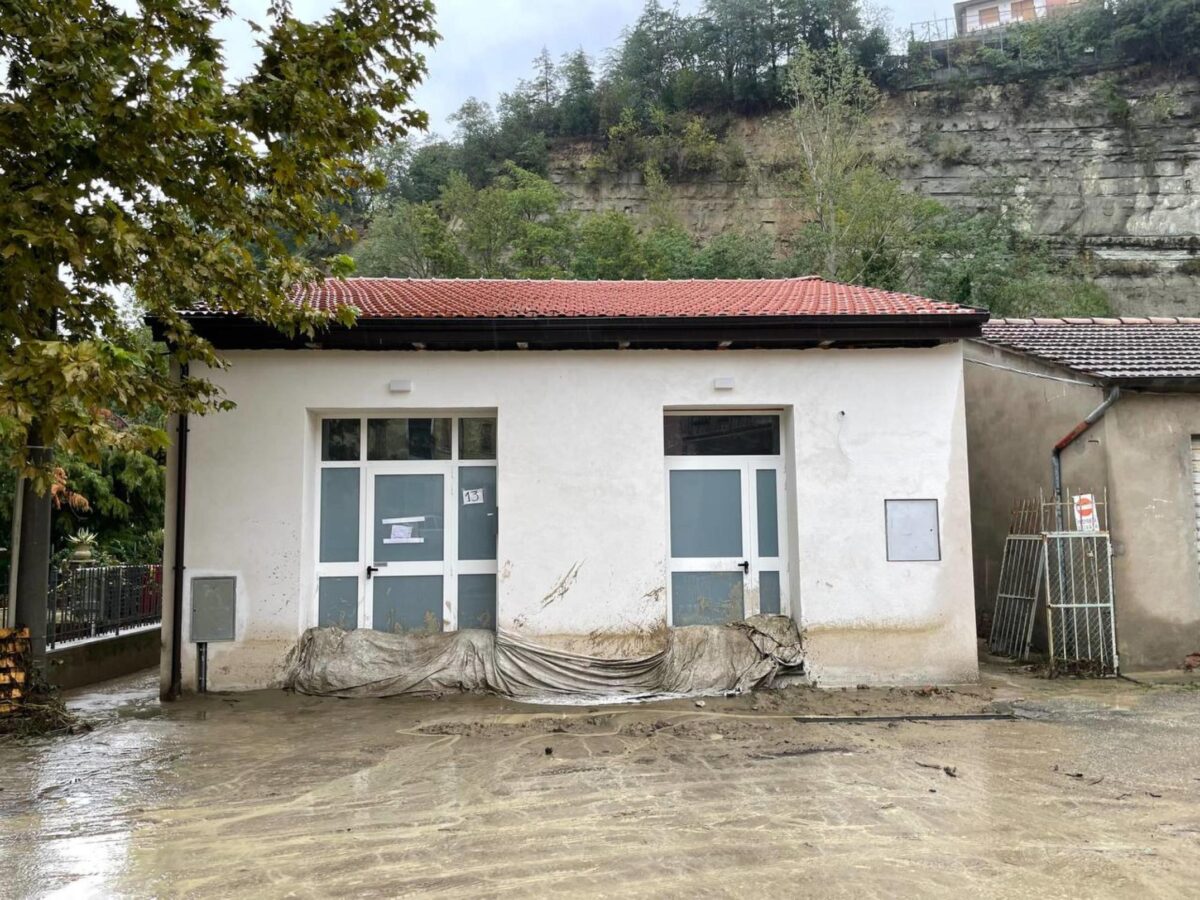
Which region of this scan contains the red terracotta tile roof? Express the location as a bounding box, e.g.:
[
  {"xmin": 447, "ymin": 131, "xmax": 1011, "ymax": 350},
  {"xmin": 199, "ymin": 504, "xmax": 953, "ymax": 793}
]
[
  {"xmin": 981, "ymin": 317, "xmax": 1200, "ymax": 381},
  {"xmin": 280, "ymin": 277, "xmax": 978, "ymax": 319}
]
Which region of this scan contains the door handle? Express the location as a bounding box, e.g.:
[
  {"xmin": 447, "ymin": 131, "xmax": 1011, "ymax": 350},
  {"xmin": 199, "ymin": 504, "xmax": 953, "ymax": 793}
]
[
  {"xmin": 366, "ymin": 565, "xmax": 379, "ymax": 579},
  {"xmin": 738, "ymin": 560, "xmax": 750, "ymax": 573}
]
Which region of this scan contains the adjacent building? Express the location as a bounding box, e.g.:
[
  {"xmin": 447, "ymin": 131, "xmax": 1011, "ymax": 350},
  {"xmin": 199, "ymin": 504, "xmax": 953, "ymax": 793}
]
[
  {"xmin": 159, "ymin": 278, "xmax": 985, "ymax": 695},
  {"xmin": 966, "ymin": 317, "xmax": 1200, "ymax": 670}
]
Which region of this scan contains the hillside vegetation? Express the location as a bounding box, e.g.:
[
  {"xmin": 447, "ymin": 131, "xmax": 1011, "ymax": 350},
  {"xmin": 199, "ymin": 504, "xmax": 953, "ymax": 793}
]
[{"xmin": 338, "ymin": 0, "xmax": 1200, "ymax": 316}]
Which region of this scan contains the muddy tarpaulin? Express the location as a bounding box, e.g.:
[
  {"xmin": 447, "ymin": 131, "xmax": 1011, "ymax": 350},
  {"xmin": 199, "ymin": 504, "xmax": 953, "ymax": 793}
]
[{"xmin": 283, "ymin": 616, "xmax": 804, "ymax": 702}]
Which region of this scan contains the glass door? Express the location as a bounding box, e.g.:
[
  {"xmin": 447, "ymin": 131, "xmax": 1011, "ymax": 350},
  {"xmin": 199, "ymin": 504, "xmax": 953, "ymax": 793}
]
[
  {"xmin": 664, "ymin": 413, "xmax": 787, "ymax": 626},
  {"xmin": 315, "ymin": 414, "xmax": 498, "ymax": 634},
  {"xmin": 368, "ymin": 468, "xmax": 447, "ymax": 634},
  {"xmin": 668, "ymin": 464, "xmax": 748, "ymax": 624}
]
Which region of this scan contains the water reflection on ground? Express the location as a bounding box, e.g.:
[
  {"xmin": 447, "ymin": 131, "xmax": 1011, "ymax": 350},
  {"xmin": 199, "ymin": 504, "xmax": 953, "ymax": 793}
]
[{"xmin": 2, "ymin": 665, "xmax": 1200, "ymax": 897}]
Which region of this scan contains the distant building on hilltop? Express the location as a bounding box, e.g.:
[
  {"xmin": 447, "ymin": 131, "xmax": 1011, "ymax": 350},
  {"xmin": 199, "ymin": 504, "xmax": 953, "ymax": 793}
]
[{"xmin": 954, "ymin": 0, "xmax": 1084, "ymax": 35}]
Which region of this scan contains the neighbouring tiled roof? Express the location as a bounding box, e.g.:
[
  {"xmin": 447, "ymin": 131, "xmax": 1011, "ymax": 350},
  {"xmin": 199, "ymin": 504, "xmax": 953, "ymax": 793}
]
[
  {"xmin": 263, "ymin": 277, "xmax": 981, "ymax": 319},
  {"xmin": 981, "ymin": 317, "xmax": 1200, "ymax": 381}
]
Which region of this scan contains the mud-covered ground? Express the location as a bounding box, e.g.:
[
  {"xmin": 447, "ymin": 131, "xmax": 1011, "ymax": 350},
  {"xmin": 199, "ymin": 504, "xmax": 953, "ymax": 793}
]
[{"xmin": 3, "ymin": 661, "xmax": 1200, "ymax": 898}]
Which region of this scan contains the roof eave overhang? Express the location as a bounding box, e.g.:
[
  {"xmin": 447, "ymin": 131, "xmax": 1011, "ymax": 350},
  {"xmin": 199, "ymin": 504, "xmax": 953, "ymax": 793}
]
[
  {"xmin": 972, "ymin": 340, "xmax": 1200, "ymax": 393},
  {"xmin": 161, "ymin": 313, "xmax": 987, "ymax": 352},
  {"xmin": 1100, "ymin": 375, "xmax": 1200, "ymax": 393}
]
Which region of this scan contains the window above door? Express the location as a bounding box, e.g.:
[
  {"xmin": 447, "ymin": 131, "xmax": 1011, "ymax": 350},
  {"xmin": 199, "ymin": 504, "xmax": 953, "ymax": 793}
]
[
  {"xmin": 320, "ymin": 415, "xmax": 497, "ymax": 462},
  {"xmin": 664, "ymin": 413, "xmax": 780, "ymax": 456}
]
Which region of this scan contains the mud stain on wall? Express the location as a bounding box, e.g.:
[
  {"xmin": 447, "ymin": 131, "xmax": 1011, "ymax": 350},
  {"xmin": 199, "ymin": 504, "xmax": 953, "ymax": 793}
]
[{"xmin": 540, "ymin": 562, "xmax": 584, "ymax": 609}]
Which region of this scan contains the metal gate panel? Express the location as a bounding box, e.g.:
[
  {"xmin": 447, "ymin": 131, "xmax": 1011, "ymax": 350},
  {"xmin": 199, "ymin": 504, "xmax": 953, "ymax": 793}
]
[
  {"xmin": 1043, "ymin": 532, "xmax": 1118, "ymax": 675},
  {"xmin": 1191, "ymin": 436, "xmax": 1200, "ymax": 581},
  {"xmin": 988, "ymin": 534, "xmax": 1044, "ymax": 660}
]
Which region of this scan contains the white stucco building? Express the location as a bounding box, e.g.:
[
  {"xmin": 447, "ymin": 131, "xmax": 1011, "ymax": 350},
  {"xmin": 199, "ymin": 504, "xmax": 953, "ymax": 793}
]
[{"xmin": 158, "ymin": 278, "xmax": 986, "ymax": 696}]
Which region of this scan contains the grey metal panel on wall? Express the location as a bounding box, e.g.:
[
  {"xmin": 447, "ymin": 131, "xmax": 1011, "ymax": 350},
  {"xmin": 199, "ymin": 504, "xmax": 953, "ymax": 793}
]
[
  {"xmin": 669, "ymin": 470, "xmax": 742, "ymax": 558},
  {"xmin": 885, "ymin": 499, "xmax": 941, "ymax": 561},
  {"xmin": 672, "ymin": 572, "xmax": 743, "ymax": 626},
  {"xmin": 759, "ymin": 571, "xmax": 781, "ymax": 615},
  {"xmin": 458, "ymin": 574, "xmax": 497, "ymax": 631},
  {"xmin": 372, "ymin": 575, "xmax": 443, "ymax": 634},
  {"xmin": 318, "ymin": 576, "xmax": 359, "ymax": 629},
  {"xmin": 191, "ymin": 577, "xmax": 236, "ymax": 642},
  {"xmin": 320, "ymin": 468, "xmax": 360, "ymax": 563},
  {"xmin": 458, "ymin": 466, "xmax": 497, "ymax": 561}
]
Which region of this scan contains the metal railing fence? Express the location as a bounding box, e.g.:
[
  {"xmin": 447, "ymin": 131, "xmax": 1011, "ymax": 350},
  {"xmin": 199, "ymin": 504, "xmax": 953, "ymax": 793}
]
[{"xmin": 47, "ymin": 564, "xmax": 163, "ymax": 647}]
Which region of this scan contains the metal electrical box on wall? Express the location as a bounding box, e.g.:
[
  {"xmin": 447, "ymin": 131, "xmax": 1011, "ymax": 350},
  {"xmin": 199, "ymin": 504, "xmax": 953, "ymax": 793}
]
[
  {"xmin": 884, "ymin": 499, "xmax": 941, "ymax": 562},
  {"xmin": 191, "ymin": 577, "xmax": 236, "ymax": 642}
]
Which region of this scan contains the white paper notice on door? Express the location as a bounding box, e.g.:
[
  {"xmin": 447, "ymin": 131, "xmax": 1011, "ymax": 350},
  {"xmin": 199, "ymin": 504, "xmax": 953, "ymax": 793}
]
[
  {"xmin": 462, "ymin": 488, "xmax": 485, "ymax": 505},
  {"xmin": 382, "ymin": 522, "xmax": 424, "ymax": 544}
]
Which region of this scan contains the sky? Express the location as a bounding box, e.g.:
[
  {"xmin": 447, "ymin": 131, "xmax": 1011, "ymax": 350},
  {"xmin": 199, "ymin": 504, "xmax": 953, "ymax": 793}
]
[{"xmin": 220, "ymin": 0, "xmax": 950, "ymax": 137}]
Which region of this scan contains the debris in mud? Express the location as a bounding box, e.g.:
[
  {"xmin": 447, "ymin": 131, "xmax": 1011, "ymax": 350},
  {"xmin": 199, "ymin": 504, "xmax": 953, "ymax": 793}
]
[
  {"xmin": 0, "ymin": 628, "xmax": 87, "ymax": 739},
  {"xmin": 545, "ymin": 747, "xmax": 553, "ymax": 756},
  {"xmin": 694, "ymin": 700, "xmax": 706, "ymax": 708},
  {"xmin": 1048, "ymin": 659, "xmax": 1107, "ymax": 678},
  {"xmin": 750, "ymin": 746, "xmax": 850, "ymax": 760},
  {"xmin": 916, "ymin": 761, "xmax": 958, "ymax": 778},
  {"xmin": 0, "ymin": 672, "xmax": 90, "ymax": 740},
  {"xmin": 620, "ymin": 720, "xmax": 673, "ymax": 737}
]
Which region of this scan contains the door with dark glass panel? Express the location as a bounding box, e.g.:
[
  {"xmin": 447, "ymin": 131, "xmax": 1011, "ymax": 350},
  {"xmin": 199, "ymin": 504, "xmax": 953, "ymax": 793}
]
[
  {"xmin": 316, "ymin": 415, "xmax": 497, "ymax": 634},
  {"xmin": 665, "ymin": 413, "xmax": 788, "ymax": 626},
  {"xmin": 368, "ymin": 468, "xmax": 447, "ymax": 633},
  {"xmin": 364, "ymin": 416, "xmax": 498, "ymax": 634}
]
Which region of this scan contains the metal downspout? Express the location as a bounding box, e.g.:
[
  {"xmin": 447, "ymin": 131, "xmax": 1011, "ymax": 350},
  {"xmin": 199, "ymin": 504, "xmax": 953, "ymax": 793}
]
[
  {"xmin": 1052, "ymin": 387, "xmax": 1120, "ymax": 529},
  {"xmin": 169, "ymin": 364, "xmax": 189, "ymax": 699}
]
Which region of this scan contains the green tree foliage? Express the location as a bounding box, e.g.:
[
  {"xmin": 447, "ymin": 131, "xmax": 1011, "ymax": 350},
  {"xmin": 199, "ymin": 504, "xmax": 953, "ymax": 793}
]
[
  {"xmin": 0, "ymin": 0, "xmax": 437, "ymax": 483},
  {"xmin": 422, "ymin": 0, "xmax": 898, "ymax": 194},
  {"xmin": 401, "ymin": 141, "xmax": 462, "ymax": 203},
  {"xmin": 915, "ymin": 206, "xmax": 1110, "ymax": 317},
  {"xmin": 776, "ymin": 47, "xmax": 1109, "ymax": 314},
  {"xmin": 365, "ymin": 165, "xmax": 578, "ymax": 279},
  {"xmin": 354, "ymin": 41, "xmax": 1110, "ymax": 318},
  {"xmin": 558, "ymin": 49, "xmax": 600, "ymax": 137},
  {"xmin": 642, "ymin": 226, "xmax": 700, "ymax": 278},
  {"xmin": 694, "ymin": 229, "xmax": 776, "ymax": 278},
  {"xmin": 908, "ymin": 0, "xmax": 1200, "ymax": 86},
  {"xmin": 783, "ymin": 43, "xmax": 881, "ymax": 280},
  {"xmin": 573, "ymin": 212, "xmax": 647, "ymax": 280},
  {"xmin": 55, "ymin": 444, "xmax": 166, "ymax": 564},
  {"xmin": 1, "ymin": 328, "xmax": 169, "ymax": 567},
  {"xmin": 352, "ymin": 203, "xmax": 470, "ymax": 278}
]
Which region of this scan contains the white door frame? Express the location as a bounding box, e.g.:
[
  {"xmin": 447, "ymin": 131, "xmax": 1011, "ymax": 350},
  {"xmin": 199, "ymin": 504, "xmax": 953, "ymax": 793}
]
[
  {"xmin": 312, "ymin": 413, "xmax": 498, "ymax": 633},
  {"xmin": 363, "ymin": 460, "xmax": 500, "ymax": 631},
  {"xmin": 365, "ymin": 461, "xmax": 456, "ymax": 631},
  {"xmin": 664, "ymin": 455, "xmax": 790, "ymax": 625}
]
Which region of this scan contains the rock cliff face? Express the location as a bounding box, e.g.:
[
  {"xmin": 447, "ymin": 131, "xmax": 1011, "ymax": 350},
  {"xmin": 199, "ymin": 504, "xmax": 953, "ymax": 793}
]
[{"xmin": 549, "ymin": 69, "xmax": 1200, "ymax": 315}]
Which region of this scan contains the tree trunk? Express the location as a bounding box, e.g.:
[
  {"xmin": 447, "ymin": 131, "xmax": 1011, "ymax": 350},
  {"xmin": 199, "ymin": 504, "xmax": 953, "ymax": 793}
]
[{"xmin": 14, "ymin": 433, "xmax": 52, "ymax": 669}]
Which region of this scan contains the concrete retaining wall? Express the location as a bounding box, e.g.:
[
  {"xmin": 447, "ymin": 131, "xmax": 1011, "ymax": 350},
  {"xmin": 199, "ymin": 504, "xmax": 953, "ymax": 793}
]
[{"xmin": 48, "ymin": 627, "xmax": 160, "ymax": 690}]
